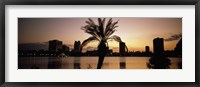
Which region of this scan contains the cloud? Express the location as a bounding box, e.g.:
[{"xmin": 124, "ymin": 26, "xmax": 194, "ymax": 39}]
[{"xmin": 164, "ymin": 33, "xmax": 182, "ymax": 41}]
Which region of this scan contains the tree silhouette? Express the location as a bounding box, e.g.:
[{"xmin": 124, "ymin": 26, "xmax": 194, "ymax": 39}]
[
  {"xmin": 81, "ymin": 18, "xmax": 127, "ymax": 69},
  {"xmin": 147, "ymin": 53, "xmax": 171, "ymax": 69}
]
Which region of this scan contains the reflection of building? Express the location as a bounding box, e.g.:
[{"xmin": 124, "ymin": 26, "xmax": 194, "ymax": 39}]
[
  {"xmin": 145, "ymin": 46, "xmax": 150, "ymax": 53},
  {"xmin": 119, "ymin": 42, "xmax": 126, "ymax": 55},
  {"xmin": 49, "ymin": 40, "xmax": 63, "ymax": 52},
  {"xmin": 153, "ymin": 37, "xmax": 164, "ymax": 54},
  {"xmin": 74, "ymin": 41, "xmax": 81, "ymax": 52}
]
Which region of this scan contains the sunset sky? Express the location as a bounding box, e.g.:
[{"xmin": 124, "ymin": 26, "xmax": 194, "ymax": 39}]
[{"xmin": 18, "ymin": 18, "xmax": 182, "ymax": 52}]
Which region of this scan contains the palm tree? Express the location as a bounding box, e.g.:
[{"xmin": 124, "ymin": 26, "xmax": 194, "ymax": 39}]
[{"xmin": 81, "ymin": 18, "xmax": 128, "ymax": 69}]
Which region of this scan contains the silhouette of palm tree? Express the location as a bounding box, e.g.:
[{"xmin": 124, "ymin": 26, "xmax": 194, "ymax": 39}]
[{"xmin": 81, "ymin": 18, "xmax": 126, "ymax": 69}]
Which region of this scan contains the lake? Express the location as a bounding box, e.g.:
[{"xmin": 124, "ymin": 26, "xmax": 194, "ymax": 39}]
[{"xmin": 18, "ymin": 57, "xmax": 182, "ymax": 69}]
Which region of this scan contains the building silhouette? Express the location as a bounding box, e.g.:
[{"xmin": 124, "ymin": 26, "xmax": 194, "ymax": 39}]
[
  {"xmin": 174, "ymin": 39, "xmax": 182, "ymax": 57},
  {"xmin": 106, "ymin": 47, "xmax": 113, "ymax": 56},
  {"xmin": 74, "ymin": 41, "xmax": 81, "ymax": 52},
  {"xmin": 48, "ymin": 40, "xmax": 63, "ymax": 53},
  {"xmin": 119, "ymin": 42, "xmax": 126, "ymax": 55},
  {"xmin": 153, "ymin": 37, "xmax": 164, "ymax": 54},
  {"xmin": 145, "ymin": 46, "xmax": 150, "ymax": 53},
  {"xmin": 62, "ymin": 45, "xmax": 70, "ymax": 53},
  {"xmin": 148, "ymin": 37, "xmax": 171, "ymax": 69}
]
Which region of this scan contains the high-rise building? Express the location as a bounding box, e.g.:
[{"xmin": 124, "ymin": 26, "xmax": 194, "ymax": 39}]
[
  {"xmin": 119, "ymin": 42, "xmax": 126, "ymax": 55},
  {"xmin": 49, "ymin": 40, "xmax": 63, "ymax": 52},
  {"xmin": 74, "ymin": 41, "xmax": 81, "ymax": 52},
  {"xmin": 145, "ymin": 46, "xmax": 150, "ymax": 53},
  {"xmin": 153, "ymin": 37, "xmax": 164, "ymax": 54},
  {"xmin": 62, "ymin": 45, "xmax": 70, "ymax": 52}
]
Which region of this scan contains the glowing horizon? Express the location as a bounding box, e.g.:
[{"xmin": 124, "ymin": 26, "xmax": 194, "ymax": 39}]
[{"xmin": 18, "ymin": 18, "xmax": 182, "ymax": 52}]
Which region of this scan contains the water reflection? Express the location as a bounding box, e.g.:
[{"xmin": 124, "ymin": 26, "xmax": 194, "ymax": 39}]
[
  {"xmin": 74, "ymin": 63, "xmax": 81, "ymax": 69},
  {"xmin": 48, "ymin": 57, "xmax": 62, "ymax": 69},
  {"xmin": 18, "ymin": 57, "xmax": 181, "ymax": 69},
  {"xmin": 120, "ymin": 58, "xmax": 126, "ymax": 69},
  {"xmin": 31, "ymin": 65, "xmax": 40, "ymax": 69},
  {"xmin": 147, "ymin": 54, "xmax": 171, "ymax": 69}
]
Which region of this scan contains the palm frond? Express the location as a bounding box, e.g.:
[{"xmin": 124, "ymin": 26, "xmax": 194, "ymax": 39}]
[
  {"xmin": 81, "ymin": 36, "xmax": 100, "ymax": 47},
  {"xmin": 81, "ymin": 18, "xmax": 102, "ymax": 40},
  {"xmin": 98, "ymin": 18, "xmax": 105, "ymax": 38},
  {"xmin": 105, "ymin": 25, "xmax": 118, "ymax": 38},
  {"xmin": 108, "ymin": 35, "xmax": 128, "ymax": 52},
  {"xmin": 108, "ymin": 35, "xmax": 122, "ymax": 42},
  {"xmin": 105, "ymin": 30, "xmax": 116, "ymax": 39},
  {"xmin": 105, "ymin": 18, "xmax": 113, "ymax": 35},
  {"xmin": 102, "ymin": 18, "xmax": 106, "ymax": 32},
  {"xmin": 84, "ymin": 18, "xmax": 96, "ymax": 27},
  {"xmin": 82, "ymin": 18, "xmax": 120, "ymax": 45},
  {"xmin": 105, "ymin": 19, "xmax": 119, "ymax": 38},
  {"xmin": 81, "ymin": 28, "xmax": 100, "ymax": 40},
  {"xmin": 88, "ymin": 18, "xmax": 96, "ymax": 26}
]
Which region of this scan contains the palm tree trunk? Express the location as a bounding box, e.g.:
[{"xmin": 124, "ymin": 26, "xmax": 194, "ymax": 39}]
[
  {"xmin": 97, "ymin": 41, "xmax": 106, "ymax": 69},
  {"xmin": 97, "ymin": 55, "xmax": 105, "ymax": 69}
]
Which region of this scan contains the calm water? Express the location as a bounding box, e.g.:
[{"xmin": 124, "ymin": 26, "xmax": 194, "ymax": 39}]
[{"xmin": 18, "ymin": 57, "xmax": 182, "ymax": 69}]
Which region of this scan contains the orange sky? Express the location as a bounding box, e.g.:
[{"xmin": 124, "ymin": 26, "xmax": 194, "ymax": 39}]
[{"xmin": 18, "ymin": 18, "xmax": 182, "ymax": 52}]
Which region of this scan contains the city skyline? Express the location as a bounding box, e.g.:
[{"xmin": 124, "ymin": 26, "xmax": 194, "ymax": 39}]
[
  {"xmin": 18, "ymin": 37, "xmax": 182, "ymax": 57},
  {"xmin": 18, "ymin": 18, "xmax": 182, "ymax": 52}
]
